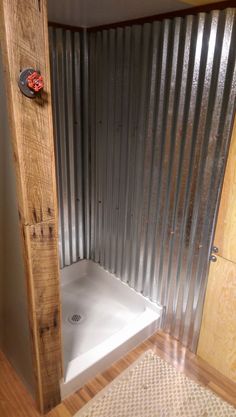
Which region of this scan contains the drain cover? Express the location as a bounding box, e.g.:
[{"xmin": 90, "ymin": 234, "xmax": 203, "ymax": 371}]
[{"xmin": 68, "ymin": 313, "xmax": 83, "ymax": 325}]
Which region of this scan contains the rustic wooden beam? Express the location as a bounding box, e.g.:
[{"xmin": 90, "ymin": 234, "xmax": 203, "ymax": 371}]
[{"xmin": 0, "ymin": 0, "xmax": 63, "ymax": 413}]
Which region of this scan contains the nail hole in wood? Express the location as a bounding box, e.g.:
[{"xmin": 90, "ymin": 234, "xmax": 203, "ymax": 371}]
[
  {"xmin": 53, "ymin": 308, "xmax": 58, "ymax": 328},
  {"xmin": 49, "ymin": 226, "xmax": 53, "ymax": 238},
  {"xmin": 33, "ymin": 208, "xmax": 37, "ymax": 222}
]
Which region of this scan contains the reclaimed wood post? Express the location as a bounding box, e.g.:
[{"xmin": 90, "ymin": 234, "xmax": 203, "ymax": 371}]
[{"xmin": 0, "ymin": 0, "xmax": 63, "ymax": 412}]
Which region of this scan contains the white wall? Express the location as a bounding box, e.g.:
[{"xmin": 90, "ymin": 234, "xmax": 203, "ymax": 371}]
[
  {"xmin": 48, "ymin": 0, "xmax": 189, "ymax": 27},
  {"xmin": 0, "ymin": 52, "xmax": 34, "ymax": 396}
]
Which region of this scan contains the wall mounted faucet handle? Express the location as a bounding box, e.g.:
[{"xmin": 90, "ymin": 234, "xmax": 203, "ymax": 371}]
[
  {"xmin": 18, "ymin": 68, "xmax": 44, "ymax": 98},
  {"xmin": 212, "ymin": 246, "xmax": 219, "ymax": 254}
]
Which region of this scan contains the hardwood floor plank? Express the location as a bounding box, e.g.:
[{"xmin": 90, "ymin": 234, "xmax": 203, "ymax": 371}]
[
  {"xmin": 47, "ymin": 404, "xmax": 72, "ymax": 417},
  {"xmin": 0, "ymin": 331, "xmax": 236, "ymax": 417},
  {"xmin": 0, "ymin": 352, "xmax": 41, "ymax": 417},
  {"xmin": 78, "ymin": 388, "xmax": 93, "ymax": 404},
  {"xmin": 63, "ymin": 394, "xmax": 86, "ymax": 415},
  {"xmin": 208, "ymin": 382, "xmax": 236, "ymax": 406}
]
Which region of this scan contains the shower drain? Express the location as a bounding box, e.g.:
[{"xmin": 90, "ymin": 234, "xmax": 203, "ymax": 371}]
[{"xmin": 68, "ymin": 313, "xmax": 83, "ymax": 325}]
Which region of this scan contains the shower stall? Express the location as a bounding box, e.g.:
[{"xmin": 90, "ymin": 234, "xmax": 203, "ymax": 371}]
[
  {"xmin": 49, "ymin": 6, "xmax": 236, "ymax": 397},
  {"xmin": 0, "ymin": 0, "xmax": 236, "ymax": 412}
]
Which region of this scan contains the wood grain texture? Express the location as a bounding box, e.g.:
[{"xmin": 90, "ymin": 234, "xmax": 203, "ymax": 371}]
[
  {"xmin": 1, "ymin": 331, "xmax": 236, "ymax": 417},
  {"xmin": 198, "ymin": 256, "xmax": 236, "ymax": 382},
  {"xmin": 0, "ymin": 0, "xmax": 57, "ymax": 225},
  {"xmin": 0, "ymin": 0, "xmax": 62, "ymax": 413},
  {"xmin": 197, "ymin": 117, "xmax": 236, "ymax": 382},
  {"xmin": 23, "ymin": 223, "xmax": 62, "ymax": 410},
  {"xmin": 214, "ymin": 118, "xmax": 236, "ymax": 262}
]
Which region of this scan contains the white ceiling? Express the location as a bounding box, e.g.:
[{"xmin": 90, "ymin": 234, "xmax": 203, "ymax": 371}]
[{"xmin": 47, "ymin": 0, "xmax": 193, "ymax": 28}]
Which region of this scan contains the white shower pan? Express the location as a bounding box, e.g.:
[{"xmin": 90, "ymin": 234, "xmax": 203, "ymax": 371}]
[{"xmin": 60, "ymin": 260, "xmax": 162, "ymax": 398}]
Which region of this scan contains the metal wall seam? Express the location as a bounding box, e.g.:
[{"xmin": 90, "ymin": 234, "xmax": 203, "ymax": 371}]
[{"xmin": 49, "ymin": 27, "xmax": 87, "ymax": 267}]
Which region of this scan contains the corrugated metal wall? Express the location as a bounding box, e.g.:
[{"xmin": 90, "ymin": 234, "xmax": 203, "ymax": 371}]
[
  {"xmin": 89, "ymin": 8, "xmax": 236, "ymax": 351},
  {"xmin": 49, "ymin": 28, "xmax": 90, "ymax": 267},
  {"xmin": 49, "ymin": 8, "xmax": 236, "ymax": 351}
]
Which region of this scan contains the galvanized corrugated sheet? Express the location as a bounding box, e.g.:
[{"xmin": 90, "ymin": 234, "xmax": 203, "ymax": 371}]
[
  {"xmin": 49, "ymin": 28, "xmax": 90, "ymax": 267},
  {"xmin": 89, "ymin": 8, "xmax": 236, "ymax": 351},
  {"xmin": 49, "ymin": 8, "xmax": 236, "ymax": 351}
]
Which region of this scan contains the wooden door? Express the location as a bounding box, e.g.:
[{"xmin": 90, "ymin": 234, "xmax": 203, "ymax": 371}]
[
  {"xmin": 198, "ymin": 118, "xmax": 236, "ymax": 382},
  {"xmin": 198, "ymin": 256, "xmax": 236, "ymax": 381},
  {"xmin": 213, "ymin": 121, "xmax": 236, "ymax": 263}
]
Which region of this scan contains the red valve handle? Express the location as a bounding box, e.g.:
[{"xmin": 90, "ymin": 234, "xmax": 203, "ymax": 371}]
[{"xmin": 27, "ymin": 71, "xmax": 44, "ymax": 93}]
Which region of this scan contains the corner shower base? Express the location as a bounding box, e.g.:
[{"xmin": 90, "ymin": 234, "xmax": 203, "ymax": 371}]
[{"xmin": 60, "ymin": 260, "xmax": 162, "ymax": 398}]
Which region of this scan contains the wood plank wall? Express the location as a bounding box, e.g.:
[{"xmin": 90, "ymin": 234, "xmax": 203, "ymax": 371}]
[{"xmin": 0, "ymin": 0, "xmax": 63, "ymax": 413}]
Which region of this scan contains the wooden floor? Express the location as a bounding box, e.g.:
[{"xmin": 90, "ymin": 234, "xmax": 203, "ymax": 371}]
[{"xmin": 0, "ymin": 331, "xmax": 236, "ymax": 416}]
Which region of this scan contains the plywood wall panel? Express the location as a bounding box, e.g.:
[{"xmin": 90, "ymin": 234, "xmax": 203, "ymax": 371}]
[
  {"xmin": 214, "ymin": 119, "xmax": 236, "ymax": 263},
  {"xmin": 198, "ymin": 255, "xmax": 236, "ymax": 381}
]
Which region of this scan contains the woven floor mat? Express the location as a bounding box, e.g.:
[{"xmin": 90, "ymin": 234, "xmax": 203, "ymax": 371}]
[{"xmin": 74, "ymin": 350, "xmax": 236, "ymax": 417}]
